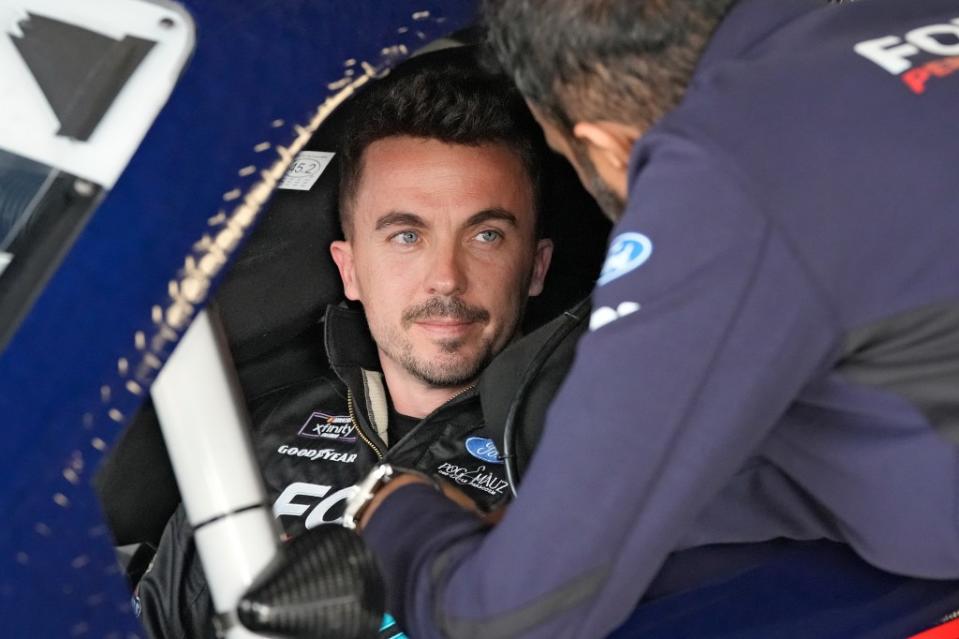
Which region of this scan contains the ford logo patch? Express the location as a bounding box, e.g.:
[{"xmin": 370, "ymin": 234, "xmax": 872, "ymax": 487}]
[
  {"xmin": 465, "ymin": 437, "xmax": 503, "ymax": 464},
  {"xmin": 597, "ymin": 232, "xmax": 652, "ymax": 286}
]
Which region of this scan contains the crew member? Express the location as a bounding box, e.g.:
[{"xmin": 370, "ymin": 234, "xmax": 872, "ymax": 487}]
[{"xmin": 354, "ymin": 2, "xmax": 959, "ymax": 637}]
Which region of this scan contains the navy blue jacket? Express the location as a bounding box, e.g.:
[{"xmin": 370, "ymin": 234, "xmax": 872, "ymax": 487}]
[{"xmin": 364, "ymin": 1, "xmax": 959, "ymax": 637}]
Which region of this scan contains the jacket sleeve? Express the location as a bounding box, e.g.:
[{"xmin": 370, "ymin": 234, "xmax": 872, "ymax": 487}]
[
  {"xmin": 362, "ymin": 133, "xmax": 841, "ymax": 639},
  {"xmin": 136, "ymin": 505, "xmax": 216, "ymax": 639}
]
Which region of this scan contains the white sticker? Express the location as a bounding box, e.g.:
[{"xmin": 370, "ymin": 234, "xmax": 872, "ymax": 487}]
[
  {"xmin": 0, "ymin": 0, "xmax": 195, "ymax": 188},
  {"xmin": 278, "ymin": 151, "xmax": 335, "ymax": 191}
]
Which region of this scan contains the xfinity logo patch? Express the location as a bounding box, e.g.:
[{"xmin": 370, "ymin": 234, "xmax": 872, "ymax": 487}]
[
  {"xmin": 465, "ymin": 437, "xmax": 503, "ymax": 464},
  {"xmin": 298, "ymin": 412, "xmax": 355, "ymax": 442},
  {"xmin": 598, "ymin": 232, "xmax": 653, "ymax": 286}
]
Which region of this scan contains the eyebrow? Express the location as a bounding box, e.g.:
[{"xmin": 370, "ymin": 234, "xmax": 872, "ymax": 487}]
[
  {"xmin": 465, "ymin": 208, "xmax": 518, "ymax": 228},
  {"xmin": 374, "ymin": 212, "xmax": 427, "ymax": 231}
]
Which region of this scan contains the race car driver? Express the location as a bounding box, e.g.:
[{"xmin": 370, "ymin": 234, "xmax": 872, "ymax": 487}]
[
  {"xmin": 135, "ymin": 52, "xmax": 552, "ymax": 638},
  {"xmin": 349, "ymin": 1, "xmax": 959, "ymax": 637}
]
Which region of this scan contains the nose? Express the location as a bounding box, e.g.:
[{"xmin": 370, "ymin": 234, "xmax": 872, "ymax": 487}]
[{"xmin": 425, "ymin": 242, "xmax": 467, "ymax": 297}]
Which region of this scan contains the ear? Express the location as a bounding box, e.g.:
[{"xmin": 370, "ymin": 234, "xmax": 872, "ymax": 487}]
[
  {"xmin": 571, "ymin": 121, "xmax": 637, "ymax": 171},
  {"xmin": 527, "ymin": 238, "xmax": 554, "ymax": 297},
  {"xmin": 329, "ymin": 240, "xmax": 361, "ymax": 301}
]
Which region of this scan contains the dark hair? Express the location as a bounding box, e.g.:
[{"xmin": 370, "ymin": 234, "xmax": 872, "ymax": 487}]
[
  {"xmin": 483, "ymin": 0, "xmax": 736, "ymax": 131},
  {"xmin": 338, "ymin": 49, "xmax": 545, "ymax": 238}
]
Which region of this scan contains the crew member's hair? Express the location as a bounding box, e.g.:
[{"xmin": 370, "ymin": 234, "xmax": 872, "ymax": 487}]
[
  {"xmin": 338, "ymin": 48, "xmax": 545, "ymax": 239},
  {"xmin": 483, "ymin": 0, "xmax": 737, "ymax": 131}
]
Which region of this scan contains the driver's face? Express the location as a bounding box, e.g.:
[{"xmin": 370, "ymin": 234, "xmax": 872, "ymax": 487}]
[{"xmin": 331, "ymin": 136, "xmax": 552, "ymax": 389}]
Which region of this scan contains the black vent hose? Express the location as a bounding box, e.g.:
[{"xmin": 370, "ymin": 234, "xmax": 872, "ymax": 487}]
[{"xmin": 236, "ymin": 525, "xmax": 385, "ymax": 639}]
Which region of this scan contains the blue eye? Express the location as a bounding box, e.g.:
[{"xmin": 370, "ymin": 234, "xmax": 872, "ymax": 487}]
[
  {"xmin": 392, "ymin": 231, "xmax": 419, "ymax": 245},
  {"xmin": 475, "ymin": 230, "xmax": 501, "ymax": 243}
]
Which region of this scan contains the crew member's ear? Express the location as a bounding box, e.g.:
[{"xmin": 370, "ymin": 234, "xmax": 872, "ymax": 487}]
[
  {"xmin": 571, "ymin": 121, "xmax": 638, "ymax": 173},
  {"xmin": 527, "ymin": 238, "xmax": 554, "ymax": 297},
  {"xmin": 330, "ymin": 240, "xmax": 361, "ymax": 301}
]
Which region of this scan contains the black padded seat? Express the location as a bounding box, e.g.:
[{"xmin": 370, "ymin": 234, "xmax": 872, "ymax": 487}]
[{"xmin": 95, "ymin": 45, "xmax": 610, "ymax": 547}]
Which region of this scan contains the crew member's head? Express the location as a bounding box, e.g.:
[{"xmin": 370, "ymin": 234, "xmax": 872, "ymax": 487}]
[
  {"xmin": 330, "ymin": 52, "xmax": 553, "ymax": 394},
  {"xmin": 483, "ymin": 0, "xmax": 735, "ymax": 220}
]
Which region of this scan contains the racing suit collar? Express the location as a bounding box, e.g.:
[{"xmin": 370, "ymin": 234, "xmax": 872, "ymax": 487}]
[
  {"xmin": 321, "ymin": 303, "xmax": 482, "ymax": 455},
  {"xmin": 323, "ymin": 303, "xmax": 381, "ymax": 376}
]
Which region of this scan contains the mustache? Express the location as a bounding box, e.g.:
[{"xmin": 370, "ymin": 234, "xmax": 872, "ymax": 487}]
[{"xmin": 402, "ymin": 297, "xmax": 490, "ymax": 327}]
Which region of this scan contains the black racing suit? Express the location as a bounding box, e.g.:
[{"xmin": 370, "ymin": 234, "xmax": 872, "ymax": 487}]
[{"xmin": 136, "ymin": 304, "xmax": 510, "ymax": 638}]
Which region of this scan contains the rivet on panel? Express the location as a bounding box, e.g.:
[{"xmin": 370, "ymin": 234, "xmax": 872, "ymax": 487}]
[
  {"xmin": 276, "ymin": 146, "xmax": 293, "ymax": 164},
  {"xmin": 158, "ymin": 324, "xmax": 178, "ymax": 342},
  {"xmin": 215, "ymin": 227, "xmax": 240, "ymax": 252},
  {"xmin": 144, "ymin": 352, "xmax": 163, "ymax": 370},
  {"xmin": 165, "ymin": 302, "xmax": 191, "ymax": 329},
  {"xmin": 193, "ymin": 234, "xmax": 214, "ymax": 252},
  {"xmin": 181, "ymin": 276, "xmax": 208, "ymax": 303}
]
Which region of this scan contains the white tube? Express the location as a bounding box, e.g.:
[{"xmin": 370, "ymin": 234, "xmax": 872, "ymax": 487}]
[{"xmin": 152, "ymin": 309, "xmax": 279, "ymax": 639}]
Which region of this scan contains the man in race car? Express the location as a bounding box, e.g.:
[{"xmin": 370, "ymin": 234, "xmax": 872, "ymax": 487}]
[
  {"xmin": 135, "ymin": 53, "xmax": 552, "ymax": 638},
  {"xmin": 350, "ymin": 1, "xmax": 959, "ymax": 638}
]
